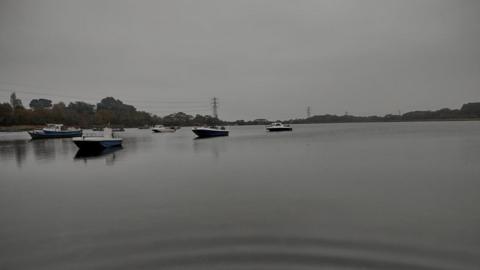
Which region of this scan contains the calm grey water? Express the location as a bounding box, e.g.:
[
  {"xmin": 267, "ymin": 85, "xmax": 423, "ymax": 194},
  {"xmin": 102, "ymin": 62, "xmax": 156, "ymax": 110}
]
[{"xmin": 1, "ymin": 122, "xmax": 480, "ymax": 270}]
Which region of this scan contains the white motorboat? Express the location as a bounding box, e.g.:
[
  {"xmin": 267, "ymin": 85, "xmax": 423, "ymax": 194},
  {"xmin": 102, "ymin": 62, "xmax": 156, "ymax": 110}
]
[
  {"xmin": 152, "ymin": 125, "xmax": 176, "ymax": 133},
  {"xmin": 266, "ymin": 122, "xmax": 293, "ymax": 132},
  {"xmin": 72, "ymin": 127, "xmax": 122, "ymax": 150}
]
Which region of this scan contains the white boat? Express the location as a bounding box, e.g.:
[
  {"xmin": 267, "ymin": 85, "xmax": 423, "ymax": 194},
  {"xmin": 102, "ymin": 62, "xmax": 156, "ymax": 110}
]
[
  {"xmin": 72, "ymin": 128, "xmax": 122, "ymax": 150},
  {"xmin": 266, "ymin": 122, "xmax": 293, "ymax": 132},
  {"xmin": 152, "ymin": 125, "xmax": 176, "ymax": 133}
]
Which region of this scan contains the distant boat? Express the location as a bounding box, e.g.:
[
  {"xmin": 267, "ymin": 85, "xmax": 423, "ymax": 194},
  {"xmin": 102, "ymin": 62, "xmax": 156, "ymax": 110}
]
[
  {"xmin": 93, "ymin": 127, "xmax": 125, "ymax": 132},
  {"xmin": 28, "ymin": 124, "xmax": 82, "ymax": 139},
  {"xmin": 266, "ymin": 122, "xmax": 293, "ymax": 132},
  {"xmin": 72, "ymin": 127, "xmax": 122, "ymax": 150},
  {"xmin": 152, "ymin": 125, "xmax": 176, "ymax": 133},
  {"xmin": 192, "ymin": 126, "xmax": 229, "ymax": 138}
]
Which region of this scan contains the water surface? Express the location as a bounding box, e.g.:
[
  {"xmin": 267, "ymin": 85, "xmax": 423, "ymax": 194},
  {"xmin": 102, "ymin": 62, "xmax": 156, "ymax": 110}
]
[{"xmin": 1, "ymin": 122, "xmax": 480, "ymax": 269}]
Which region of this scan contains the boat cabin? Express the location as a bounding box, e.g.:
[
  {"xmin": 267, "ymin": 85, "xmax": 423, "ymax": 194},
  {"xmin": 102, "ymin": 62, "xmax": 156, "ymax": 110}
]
[
  {"xmin": 103, "ymin": 127, "xmax": 114, "ymax": 138},
  {"xmin": 44, "ymin": 124, "xmax": 64, "ymax": 131},
  {"xmin": 270, "ymin": 122, "xmax": 289, "ymax": 127}
]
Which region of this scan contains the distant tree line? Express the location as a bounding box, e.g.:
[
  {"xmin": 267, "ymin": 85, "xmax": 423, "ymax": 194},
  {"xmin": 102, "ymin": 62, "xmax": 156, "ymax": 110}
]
[
  {"xmin": 0, "ymin": 93, "xmax": 222, "ymax": 128},
  {"xmin": 1, "ymin": 92, "xmax": 479, "ymax": 127},
  {"xmin": 288, "ymin": 102, "xmax": 480, "ymax": 124}
]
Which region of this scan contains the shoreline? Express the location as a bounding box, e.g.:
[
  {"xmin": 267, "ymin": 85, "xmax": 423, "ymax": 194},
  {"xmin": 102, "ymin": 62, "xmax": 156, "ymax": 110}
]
[
  {"xmin": 1, "ymin": 119, "xmax": 479, "ymax": 132},
  {"xmin": 0, "ymin": 125, "xmax": 43, "ymax": 132}
]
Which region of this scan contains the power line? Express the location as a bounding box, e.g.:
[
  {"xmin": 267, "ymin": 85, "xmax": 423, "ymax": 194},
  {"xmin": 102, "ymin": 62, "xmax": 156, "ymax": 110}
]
[
  {"xmin": 0, "ymin": 80, "xmax": 203, "ymax": 101},
  {"xmin": 0, "ymin": 80, "xmax": 208, "ymax": 104},
  {"xmin": 0, "ymin": 88, "xmax": 213, "ymax": 116},
  {"xmin": 0, "ymin": 88, "xmax": 99, "ymax": 103},
  {"xmin": 0, "ymin": 88, "xmax": 209, "ymax": 107},
  {"xmin": 0, "ymin": 80, "xmax": 226, "ymax": 117},
  {"xmin": 0, "ymin": 88, "xmax": 208, "ymax": 105}
]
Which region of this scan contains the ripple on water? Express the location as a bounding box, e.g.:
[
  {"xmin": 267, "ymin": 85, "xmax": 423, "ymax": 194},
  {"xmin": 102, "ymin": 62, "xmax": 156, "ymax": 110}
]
[{"xmin": 4, "ymin": 233, "xmax": 480, "ymax": 270}]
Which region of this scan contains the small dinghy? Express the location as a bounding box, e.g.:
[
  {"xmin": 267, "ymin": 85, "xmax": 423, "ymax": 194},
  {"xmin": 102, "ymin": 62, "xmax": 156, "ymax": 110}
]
[
  {"xmin": 192, "ymin": 126, "xmax": 229, "ymax": 138},
  {"xmin": 72, "ymin": 127, "xmax": 122, "ymax": 150},
  {"xmin": 28, "ymin": 124, "xmax": 82, "ymax": 139},
  {"xmin": 266, "ymin": 122, "xmax": 293, "ymax": 132}
]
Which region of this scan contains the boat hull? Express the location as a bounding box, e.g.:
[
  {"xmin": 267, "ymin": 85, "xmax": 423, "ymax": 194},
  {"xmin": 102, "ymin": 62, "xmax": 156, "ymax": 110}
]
[
  {"xmin": 266, "ymin": 127, "xmax": 293, "ymax": 132},
  {"xmin": 192, "ymin": 129, "xmax": 229, "ymax": 138},
  {"xmin": 28, "ymin": 130, "xmax": 82, "ymax": 139},
  {"xmin": 73, "ymin": 139, "xmax": 122, "ymax": 150},
  {"xmin": 152, "ymin": 128, "xmax": 175, "ymax": 133}
]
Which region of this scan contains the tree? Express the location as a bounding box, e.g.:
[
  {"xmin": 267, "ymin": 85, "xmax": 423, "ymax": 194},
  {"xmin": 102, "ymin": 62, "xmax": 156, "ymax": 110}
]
[
  {"xmin": 94, "ymin": 97, "xmax": 162, "ymax": 127},
  {"xmin": 12, "ymin": 106, "xmax": 28, "ymax": 124},
  {"xmin": 67, "ymin": 101, "xmax": 95, "ymax": 114},
  {"xmin": 51, "ymin": 102, "xmax": 67, "ymax": 123},
  {"xmin": 10, "ymin": 92, "xmax": 23, "ymax": 109},
  {"xmin": 94, "ymin": 109, "xmax": 114, "ymax": 125},
  {"xmin": 163, "ymin": 112, "xmax": 193, "ymax": 126},
  {"xmin": 192, "ymin": 114, "xmax": 220, "ymax": 126},
  {"xmin": 0, "ymin": 103, "xmax": 13, "ymax": 125},
  {"xmin": 0, "ymin": 96, "xmax": 172, "ymax": 127},
  {"xmin": 97, "ymin": 97, "xmax": 135, "ymax": 112},
  {"xmin": 460, "ymin": 102, "xmax": 480, "ymax": 116},
  {"xmin": 29, "ymin": 99, "xmax": 52, "ymax": 110},
  {"xmin": 66, "ymin": 101, "xmax": 95, "ymax": 127}
]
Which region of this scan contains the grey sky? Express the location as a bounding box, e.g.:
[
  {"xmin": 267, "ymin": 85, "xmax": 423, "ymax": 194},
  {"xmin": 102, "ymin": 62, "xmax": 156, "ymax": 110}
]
[{"xmin": 1, "ymin": 0, "xmax": 479, "ymax": 120}]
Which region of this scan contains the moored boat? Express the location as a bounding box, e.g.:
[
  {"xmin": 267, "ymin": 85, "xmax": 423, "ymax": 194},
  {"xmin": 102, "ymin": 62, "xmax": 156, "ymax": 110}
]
[
  {"xmin": 152, "ymin": 125, "xmax": 176, "ymax": 133},
  {"xmin": 192, "ymin": 126, "xmax": 229, "ymax": 138},
  {"xmin": 28, "ymin": 124, "xmax": 82, "ymax": 139},
  {"xmin": 72, "ymin": 128, "xmax": 122, "ymax": 150},
  {"xmin": 266, "ymin": 122, "xmax": 293, "ymax": 132}
]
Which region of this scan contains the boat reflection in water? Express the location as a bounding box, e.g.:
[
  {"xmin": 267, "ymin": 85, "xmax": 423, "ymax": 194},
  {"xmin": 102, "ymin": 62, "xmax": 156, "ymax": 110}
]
[{"xmin": 74, "ymin": 146, "xmax": 123, "ymax": 165}]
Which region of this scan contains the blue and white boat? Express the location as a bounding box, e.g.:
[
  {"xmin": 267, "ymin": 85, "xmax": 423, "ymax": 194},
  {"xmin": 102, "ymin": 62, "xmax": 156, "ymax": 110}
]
[
  {"xmin": 192, "ymin": 126, "xmax": 229, "ymax": 138},
  {"xmin": 28, "ymin": 124, "xmax": 82, "ymax": 139},
  {"xmin": 72, "ymin": 128, "xmax": 122, "ymax": 150}
]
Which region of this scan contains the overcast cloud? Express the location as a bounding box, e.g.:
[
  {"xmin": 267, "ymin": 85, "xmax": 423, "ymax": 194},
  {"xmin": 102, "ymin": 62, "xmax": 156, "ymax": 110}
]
[{"xmin": 1, "ymin": 0, "xmax": 479, "ymax": 120}]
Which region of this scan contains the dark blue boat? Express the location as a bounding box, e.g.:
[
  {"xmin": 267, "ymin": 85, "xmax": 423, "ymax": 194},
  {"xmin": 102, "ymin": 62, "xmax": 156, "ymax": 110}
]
[
  {"xmin": 192, "ymin": 126, "xmax": 229, "ymax": 138},
  {"xmin": 28, "ymin": 124, "xmax": 82, "ymax": 139},
  {"xmin": 72, "ymin": 138, "xmax": 123, "ymax": 150}
]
